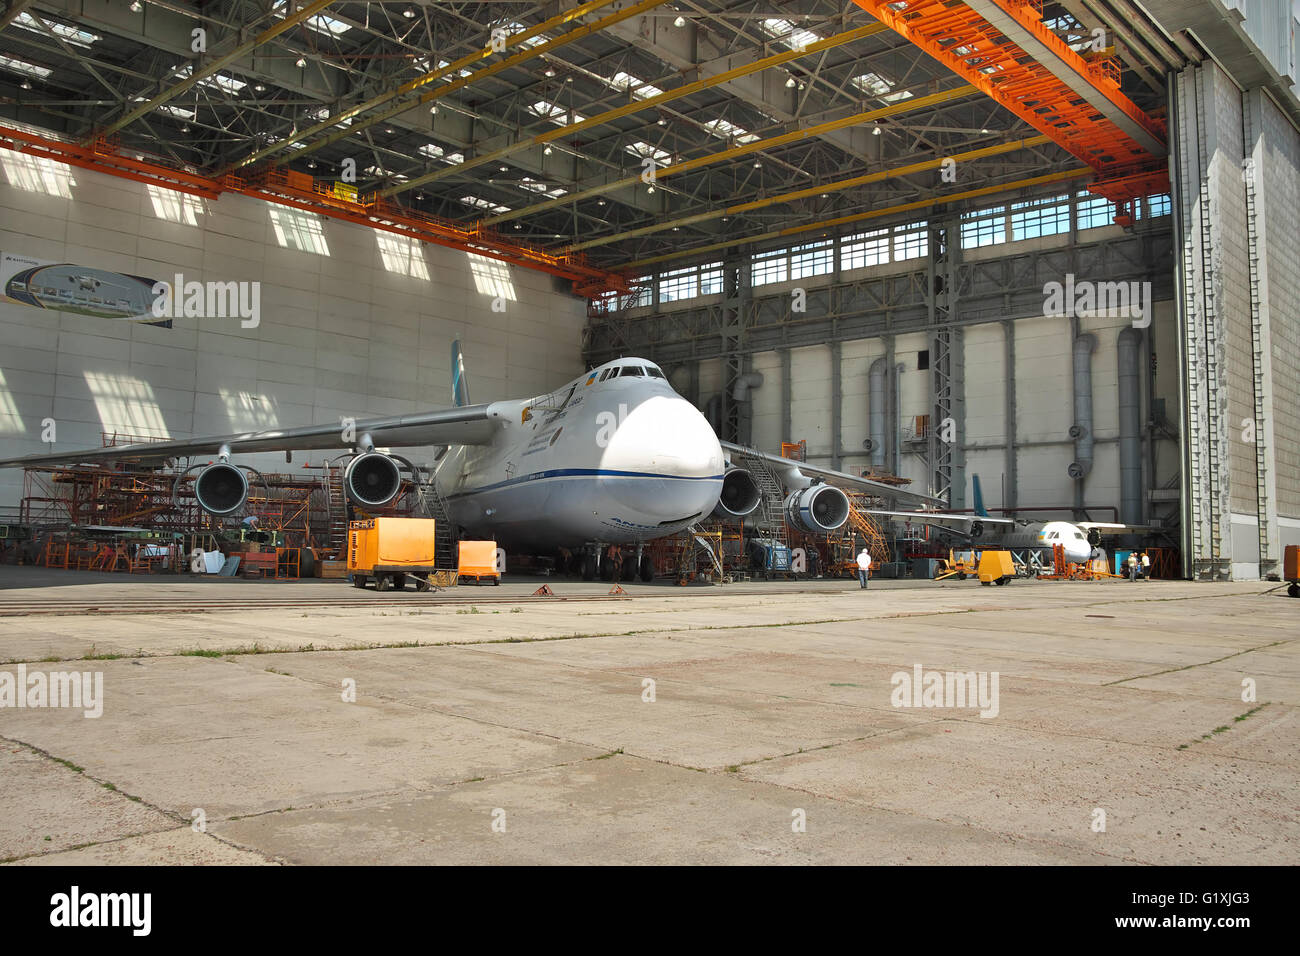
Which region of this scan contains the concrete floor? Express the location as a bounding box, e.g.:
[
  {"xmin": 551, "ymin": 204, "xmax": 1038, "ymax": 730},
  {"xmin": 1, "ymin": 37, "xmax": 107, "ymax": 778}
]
[{"xmin": 0, "ymin": 565, "xmax": 1295, "ymax": 865}]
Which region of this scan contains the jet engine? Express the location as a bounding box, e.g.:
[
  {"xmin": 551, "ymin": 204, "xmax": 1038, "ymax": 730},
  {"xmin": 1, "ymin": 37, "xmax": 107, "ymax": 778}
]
[
  {"xmin": 344, "ymin": 452, "xmax": 403, "ymax": 507},
  {"xmin": 783, "ymin": 484, "xmax": 850, "ymax": 533},
  {"xmin": 194, "ymin": 462, "xmax": 249, "ymax": 517},
  {"xmin": 711, "ymin": 467, "xmax": 763, "ymax": 520}
]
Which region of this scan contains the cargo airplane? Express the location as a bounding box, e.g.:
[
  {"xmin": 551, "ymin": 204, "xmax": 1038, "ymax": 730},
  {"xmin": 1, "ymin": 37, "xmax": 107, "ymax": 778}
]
[{"xmin": 0, "ymin": 343, "xmax": 938, "ymax": 580}]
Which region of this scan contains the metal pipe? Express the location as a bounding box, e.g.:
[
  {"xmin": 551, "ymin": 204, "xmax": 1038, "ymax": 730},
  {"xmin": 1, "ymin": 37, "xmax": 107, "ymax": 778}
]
[
  {"xmin": 732, "ymin": 372, "xmax": 764, "ymax": 402},
  {"xmin": 868, "ymin": 357, "xmax": 887, "ymax": 469},
  {"xmin": 1118, "ymin": 326, "xmax": 1143, "ymax": 525},
  {"xmin": 1068, "ymin": 333, "xmax": 1096, "ymax": 481}
]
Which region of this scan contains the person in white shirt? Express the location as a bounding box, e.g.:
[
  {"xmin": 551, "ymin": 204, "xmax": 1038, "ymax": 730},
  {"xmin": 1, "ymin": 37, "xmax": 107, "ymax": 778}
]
[
  {"xmin": 856, "ymin": 548, "xmax": 872, "ymax": 589},
  {"xmin": 1140, "ymin": 551, "xmax": 1151, "ymax": 580}
]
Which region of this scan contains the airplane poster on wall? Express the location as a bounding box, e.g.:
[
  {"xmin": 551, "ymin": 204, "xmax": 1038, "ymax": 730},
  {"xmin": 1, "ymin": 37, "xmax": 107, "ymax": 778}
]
[{"xmin": 0, "ymin": 251, "xmax": 170, "ymax": 327}]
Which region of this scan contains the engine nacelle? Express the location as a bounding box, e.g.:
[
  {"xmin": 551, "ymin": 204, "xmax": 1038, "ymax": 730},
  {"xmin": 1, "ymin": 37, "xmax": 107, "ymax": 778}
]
[
  {"xmin": 194, "ymin": 462, "xmax": 248, "ymax": 517},
  {"xmin": 783, "ymin": 485, "xmax": 850, "ymax": 533},
  {"xmin": 711, "ymin": 467, "xmax": 763, "ymax": 520},
  {"xmin": 344, "ymin": 452, "xmax": 402, "ymax": 507}
]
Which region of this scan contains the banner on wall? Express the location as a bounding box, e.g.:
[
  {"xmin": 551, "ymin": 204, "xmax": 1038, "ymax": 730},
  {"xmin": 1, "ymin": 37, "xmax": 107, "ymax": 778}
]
[{"xmin": 0, "ymin": 252, "xmax": 170, "ymax": 327}]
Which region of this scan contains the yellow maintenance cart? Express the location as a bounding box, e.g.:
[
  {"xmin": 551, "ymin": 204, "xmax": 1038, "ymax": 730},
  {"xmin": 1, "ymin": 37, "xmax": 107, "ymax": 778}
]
[
  {"xmin": 977, "ymin": 550, "xmax": 1016, "ymax": 586},
  {"xmin": 457, "ymin": 540, "xmax": 500, "ymax": 585},
  {"xmin": 347, "ymin": 517, "xmax": 439, "ymax": 591}
]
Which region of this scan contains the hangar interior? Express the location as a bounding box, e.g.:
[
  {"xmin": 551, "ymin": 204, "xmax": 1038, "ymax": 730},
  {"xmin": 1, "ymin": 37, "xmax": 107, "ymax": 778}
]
[{"xmin": 0, "ymin": 0, "xmax": 1298, "ymax": 582}]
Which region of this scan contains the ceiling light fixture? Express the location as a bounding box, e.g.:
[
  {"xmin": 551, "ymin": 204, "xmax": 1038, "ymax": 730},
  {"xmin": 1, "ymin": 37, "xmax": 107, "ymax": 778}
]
[
  {"xmin": 674, "ymin": 16, "xmax": 686, "ymax": 27},
  {"xmin": 647, "ymin": 185, "xmax": 655, "ymax": 194},
  {"xmin": 254, "ymin": 84, "xmax": 265, "ymax": 92},
  {"xmin": 130, "ymin": 0, "xmax": 142, "ymax": 11},
  {"xmin": 296, "ymin": 56, "xmax": 306, "ymax": 68},
  {"xmin": 403, "ymin": 7, "xmax": 416, "ymax": 18},
  {"xmin": 543, "ymin": 145, "xmax": 553, "ymax": 155},
  {"xmin": 429, "ymin": 105, "xmax": 438, "ymax": 114},
  {"xmin": 545, "ymin": 67, "xmax": 555, "ymax": 77},
  {"xmin": 785, "ymin": 76, "xmax": 796, "ymax": 88},
  {"xmin": 872, "ymin": 124, "xmax": 882, "ymax": 135}
]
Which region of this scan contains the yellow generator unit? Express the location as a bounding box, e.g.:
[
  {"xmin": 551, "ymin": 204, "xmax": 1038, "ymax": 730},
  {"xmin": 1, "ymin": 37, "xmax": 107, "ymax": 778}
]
[
  {"xmin": 457, "ymin": 540, "xmax": 500, "ymax": 585},
  {"xmin": 977, "ymin": 550, "xmax": 1016, "ymax": 586},
  {"xmin": 347, "ymin": 517, "xmax": 438, "ymax": 592}
]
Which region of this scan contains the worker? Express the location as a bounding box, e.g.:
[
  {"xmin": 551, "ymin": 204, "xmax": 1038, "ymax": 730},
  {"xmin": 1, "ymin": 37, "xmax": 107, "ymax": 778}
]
[
  {"xmin": 1140, "ymin": 551, "xmax": 1151, "ymax": 581},
  {"xmin": 856, "ymin": 547, "xmax": 872, "ymax": 589},
  {"xmin": 1126, "ymin": 551, "xmax": 1139, "ymax": 582}
]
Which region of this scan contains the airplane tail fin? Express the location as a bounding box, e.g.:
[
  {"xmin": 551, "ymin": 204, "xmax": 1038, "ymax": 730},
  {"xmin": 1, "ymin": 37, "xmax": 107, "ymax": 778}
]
[
  {"xmin": 972, "ymin": 474, "xmax": 989, "ymax": 517},
  {"xmin": 451, "ymin": 340, "xmax": 471, "ymax": 408}
]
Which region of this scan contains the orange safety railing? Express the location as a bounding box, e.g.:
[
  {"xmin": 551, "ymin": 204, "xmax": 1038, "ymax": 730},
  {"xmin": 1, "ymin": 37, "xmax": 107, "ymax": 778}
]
[{"xmin": 850, "ymin": 0, "xmax": 1168, "ymax": 199}]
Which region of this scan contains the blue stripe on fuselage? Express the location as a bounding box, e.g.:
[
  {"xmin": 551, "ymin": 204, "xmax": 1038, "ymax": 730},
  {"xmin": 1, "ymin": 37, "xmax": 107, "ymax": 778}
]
[{"xmin": 445, "ymin": 468, "xmax": 724, "ymax": 501}]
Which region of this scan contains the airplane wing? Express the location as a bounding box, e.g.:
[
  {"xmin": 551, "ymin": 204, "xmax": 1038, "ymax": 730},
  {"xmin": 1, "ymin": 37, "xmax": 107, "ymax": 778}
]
[
  {"xmin": 1077, "ymin": 521, "xmax": 1166, "ymax": 536},
  {"xmin": 0, "ymin": 402, "xmax": 508, "ymax": 469},
  {"xmin": 857, "ymin": 510, "xmax": 1017, "ymax": 533},
  {"xmin": 720, "ymin": 441, "xmax": 944, "ymax": 508}
]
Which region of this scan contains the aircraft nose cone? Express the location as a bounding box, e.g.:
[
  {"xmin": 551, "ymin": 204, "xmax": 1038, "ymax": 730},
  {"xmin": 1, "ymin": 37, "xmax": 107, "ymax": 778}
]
[
  {"xmin": 601, "ymin": 396, "xmax": 724, "ymax": 520},
  {"xmin": 607, "ymin": 395, "xmax": 722, "ymax": 477}
]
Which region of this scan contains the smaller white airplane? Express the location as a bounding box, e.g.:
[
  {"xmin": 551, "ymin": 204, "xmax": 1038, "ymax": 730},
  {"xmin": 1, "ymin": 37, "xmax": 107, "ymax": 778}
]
[{"xmin": 863, "ymin": 476, "xmax": 1145, "ymax": 565}]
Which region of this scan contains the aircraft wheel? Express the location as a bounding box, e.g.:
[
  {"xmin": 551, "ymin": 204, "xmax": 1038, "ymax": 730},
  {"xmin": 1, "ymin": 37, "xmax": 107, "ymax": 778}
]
[
  {"xmin": 622, "ymin": 556, "xmax": 638, "ymax": 581},
  {"xmin": 639, "ymin": 556, "xmax": 654, "ymax": 582},
  {"xmin": 995, "ymin": 576, "xmax": 1008, "ymax": 586},
  {"xmin": 376, "ymin": 575, "xmax": 391, "ymax": 592},
  {"xmin": 957, "ymin": 572, "xmax": 967, "ymax": 581},
  {"xmin": 352, "ymin": 575, "xmax": 367, "ymax": 589},
  {"xmin": 1289, "ymin": 583, "xmax": 1300, "ymax": 599},
  {"xmin": 416, "ymin": 578, "xmax": 431, "ymax": 592},
  {"xmin": 581, "ymin": 554, "xmax": 596, "ymax": 581},
  {"xmin": 981, "ymin": 580, "xmax": 991, "ymax": 586},
  {"xmin": 600, "ymin": 557, "xmax": 615, "ymax": 581},
  {"xmin": 392, "ymin": 573, "xmax": 407, "ymax": 591}
]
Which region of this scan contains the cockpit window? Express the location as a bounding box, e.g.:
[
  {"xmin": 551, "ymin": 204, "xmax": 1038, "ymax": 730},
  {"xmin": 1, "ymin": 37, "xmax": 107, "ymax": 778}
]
[
  {"xmin": 622, "ymin": 365, "xmax": 645, "ymax": 376},
  {"xmin": 1074, "ymin": 532, "xmax": 1085, "ymax": 540},
  {"xmin": 600, "ymin": 367, "xmax": 617, "ymax": 381},
  {"xmin": 646, "ymin": 367, "xmax": 665, "ymax": 379}
]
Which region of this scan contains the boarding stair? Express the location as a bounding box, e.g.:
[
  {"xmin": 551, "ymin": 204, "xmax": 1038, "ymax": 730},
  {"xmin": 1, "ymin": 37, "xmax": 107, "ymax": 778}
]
[{"xmin": 413, "ymin": 467, "xmax": 459, "ymax": 571}]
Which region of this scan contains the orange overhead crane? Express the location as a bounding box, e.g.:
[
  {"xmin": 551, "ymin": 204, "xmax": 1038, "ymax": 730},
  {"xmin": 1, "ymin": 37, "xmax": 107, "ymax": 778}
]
[
  {"xmin": 0, "ymin": 124, "xmax": 630, "ymax": 298},
  {"xmin": 850, "ymin": 0, "xmax": 1169, "ymax": 213}
]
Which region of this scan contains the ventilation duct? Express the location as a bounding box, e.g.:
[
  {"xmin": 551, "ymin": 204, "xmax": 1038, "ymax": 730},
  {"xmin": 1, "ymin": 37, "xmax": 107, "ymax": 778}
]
[
  {"xmin": 868, "ymin": 358, "xmax": 887, "ymax": 469},
  {"xmin": 1117, "ymin": 327, "xmax": 1143, "ymax": 526},
  {"xmin": 1067, "ymin": 334, "xmax": 1096, "ymax": 480}
]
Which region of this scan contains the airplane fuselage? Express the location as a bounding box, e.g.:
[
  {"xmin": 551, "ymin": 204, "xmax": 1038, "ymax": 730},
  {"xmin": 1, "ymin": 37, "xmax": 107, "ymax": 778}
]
[{"xmin": 435, "ymin": 358, "xmax": 725, "ymax": 551}]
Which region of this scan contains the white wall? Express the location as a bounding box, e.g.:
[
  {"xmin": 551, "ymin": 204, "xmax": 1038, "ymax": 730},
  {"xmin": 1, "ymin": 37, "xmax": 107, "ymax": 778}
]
[
  {"xmin": 747, "ymin": 301, "xmax": 1178, "ymax": 515},
  {"xmin": 0, "ymin": 153, "xmax": 587, "ymax": 509}
]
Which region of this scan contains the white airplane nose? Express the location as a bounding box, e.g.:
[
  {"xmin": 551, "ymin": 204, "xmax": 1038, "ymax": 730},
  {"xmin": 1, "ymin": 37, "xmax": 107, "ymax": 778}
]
[
  {"xmin": 610, "ymin": 395, "xmax": 722, "ymax": 476},
  {"xmin": 601, "ymin": 395, "xmax": 724, "ymax": 519}
]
